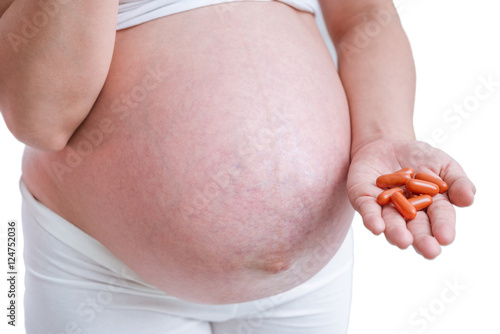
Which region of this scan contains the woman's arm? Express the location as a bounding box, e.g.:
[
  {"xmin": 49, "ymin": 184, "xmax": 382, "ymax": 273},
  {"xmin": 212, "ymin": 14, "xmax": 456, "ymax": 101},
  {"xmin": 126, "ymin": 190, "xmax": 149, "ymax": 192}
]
[
  {"xmin": 319, "ymin": 0, "xmax": 475, "ymax": 258},
  {"xmin": 319, "ymin": 0, "xmax": 416, "ymax": 156},
  {"xmin": 0, "ymin": 0, "xmax": 118, "ymax": 151}
]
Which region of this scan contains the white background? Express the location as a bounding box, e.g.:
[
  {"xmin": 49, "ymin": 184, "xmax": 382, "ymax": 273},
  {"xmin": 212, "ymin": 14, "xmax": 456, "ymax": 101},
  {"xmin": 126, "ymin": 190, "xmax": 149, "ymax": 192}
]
[{"xmin": 1, "ymin": 0, "xmax": 499, "ymax": 333}]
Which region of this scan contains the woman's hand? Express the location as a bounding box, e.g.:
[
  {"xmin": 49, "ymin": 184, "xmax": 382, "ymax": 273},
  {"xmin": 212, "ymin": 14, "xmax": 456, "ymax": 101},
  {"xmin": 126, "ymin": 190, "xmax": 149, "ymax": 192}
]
[{"xmin": 347, "ymin": 138, "xmax": 476, "ymax": 259}]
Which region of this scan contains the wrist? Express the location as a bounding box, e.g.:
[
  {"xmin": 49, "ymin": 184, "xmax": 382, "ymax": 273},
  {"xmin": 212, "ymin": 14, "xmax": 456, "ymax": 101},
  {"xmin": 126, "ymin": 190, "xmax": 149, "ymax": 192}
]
[{"xmin": 350, "ymin": 127, "xmax": 416, "ymax": 159}]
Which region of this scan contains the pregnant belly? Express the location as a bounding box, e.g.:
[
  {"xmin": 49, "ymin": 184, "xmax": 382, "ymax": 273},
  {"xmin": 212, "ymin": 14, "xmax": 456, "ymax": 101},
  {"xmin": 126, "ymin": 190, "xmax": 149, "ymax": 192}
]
[{"xmin": 22, "ymin": 2, "xmax": 354, "ymax": 304}]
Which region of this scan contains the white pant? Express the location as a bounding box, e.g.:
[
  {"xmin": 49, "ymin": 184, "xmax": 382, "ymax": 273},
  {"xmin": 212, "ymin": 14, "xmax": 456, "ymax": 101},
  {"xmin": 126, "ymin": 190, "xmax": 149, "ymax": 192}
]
[{"xmin": 20, "ymin": 180, "xmax": 354, "ymax": 334}]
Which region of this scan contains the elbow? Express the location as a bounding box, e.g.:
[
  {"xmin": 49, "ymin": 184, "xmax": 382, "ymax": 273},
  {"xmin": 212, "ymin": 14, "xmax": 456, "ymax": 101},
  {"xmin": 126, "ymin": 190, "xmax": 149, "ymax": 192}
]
[
  {"xmin": 0, "ymin": 70, "xmax": 103, "ymax": 151},
  {"xmin": 8, "ymin": 120, "xmax": 74, "ymax": 152},
  {"xmin": 27, "ymin": 131, "xmax": 72, "ymax": 152},
  {"xmin": 2, "ymin": 104, "xmax": 86, "ymax": 152}
]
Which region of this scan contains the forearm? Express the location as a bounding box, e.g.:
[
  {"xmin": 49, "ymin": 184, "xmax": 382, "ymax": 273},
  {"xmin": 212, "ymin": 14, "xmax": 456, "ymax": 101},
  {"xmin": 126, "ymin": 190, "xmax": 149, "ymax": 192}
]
[
  {"xmin": 322, "ymin": 1, "xmax": 416, "ymax": 157},
  {"xmin": 0, "ymin": 0, "xmax": 118, "ymax": 151}
]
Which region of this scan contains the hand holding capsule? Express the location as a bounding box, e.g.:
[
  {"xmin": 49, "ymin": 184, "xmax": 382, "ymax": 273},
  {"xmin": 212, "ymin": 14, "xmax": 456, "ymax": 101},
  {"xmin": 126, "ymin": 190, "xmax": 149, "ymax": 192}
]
[{"xmin": 346, "ymin": 138, "xmax": 476, "ymax": 259}]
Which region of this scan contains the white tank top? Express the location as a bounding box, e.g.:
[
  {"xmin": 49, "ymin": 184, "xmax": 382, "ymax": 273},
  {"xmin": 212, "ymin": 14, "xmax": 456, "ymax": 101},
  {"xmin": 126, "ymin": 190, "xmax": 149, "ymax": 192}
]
[{"xmin": 117, "ymin": 0, "xmax": 319, "ymax": 30}]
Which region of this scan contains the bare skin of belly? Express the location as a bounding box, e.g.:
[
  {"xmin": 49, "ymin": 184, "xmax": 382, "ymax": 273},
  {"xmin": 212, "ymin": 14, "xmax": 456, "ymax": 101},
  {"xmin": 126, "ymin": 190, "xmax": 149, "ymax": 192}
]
[{"xmin": 21, "ymin": 2, "xmax": 354, "ymax": 304}]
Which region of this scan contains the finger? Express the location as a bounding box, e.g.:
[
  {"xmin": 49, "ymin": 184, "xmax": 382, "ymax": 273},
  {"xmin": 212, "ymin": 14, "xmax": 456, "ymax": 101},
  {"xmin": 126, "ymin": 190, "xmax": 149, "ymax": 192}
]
[
  {"xmin": 427, "ymin": 195, "xmax": 456, "ymax": 246},
  {"xmin": 382, "ymin": 205, "xmax": 413, "ymax": 249},
  {"xmin": 354, "ymin": 195, "xmax": 386, "ymax": 235},
  {"xmin": 441, "ymin": 160, "xmax": 476, "ymax": 207},
  {"xmin": 407, "ymin": 212, "xmax": 442, "ymax": 259}
]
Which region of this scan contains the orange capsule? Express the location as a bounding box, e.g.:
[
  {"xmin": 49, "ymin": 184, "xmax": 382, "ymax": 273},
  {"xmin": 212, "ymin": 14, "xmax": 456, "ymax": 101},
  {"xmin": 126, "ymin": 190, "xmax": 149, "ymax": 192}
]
[
  {"xmin": 376, "ymin": 173, "xmax": 412, "ymax": 189},
  {"xmin": 377, "ymin": 187, "xmax": 405, "ymax": 205},
  {"xmin": 408, "ymin": 195, "xmax": 433, "ymax": 211},
  {"xmin": 406, "ymin": 179, "xmax": 439, "ymax": 196},
  {"xmin": 415, "ymin": 172, "xmax": 448, "ymax": 193},
  {"xmin": 395, "ymin": 167, "xmax": 415, "ymax": 178},
  {"xmin": 391, "ymin": 191, "xmax": 417, "ymax": 220}
]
